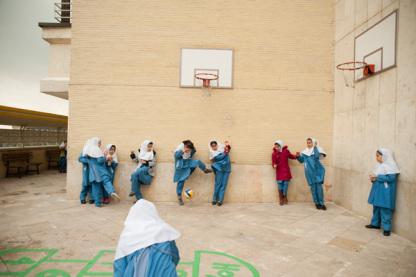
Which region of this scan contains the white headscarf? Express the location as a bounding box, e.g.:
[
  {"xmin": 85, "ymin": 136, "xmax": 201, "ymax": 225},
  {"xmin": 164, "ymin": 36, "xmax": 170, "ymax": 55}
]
[
  {"xmin": 209, "ymin": 140, "xmax": 224, "ymax": 159},
  {"xmin": 104, "ymin": 144, "xmax": 118, "ymax": 163},
  {"xmin": 82, "ymin": 139, "xmax": 90, "ymax": 156},
  {"xmin": 138, "ymin": 140, "xmax": 154, "ymax": 161},
  {"xmin": 301, "ymin": 138, "xmax": 327, "ymax": 157},
  {"xmin": 84, "ymin": 137, "xmax": 103, "ymax": 158},
  {"xmin": 373, "ymin": 148, "xmax": 400, "ymax": 175},
  {"xmin": 59, "ymin": 141, "xmax": 66, "ymax": 149},
  {"xmin": 274, "ymin": 140, "xmax": 284, "ymax": 149},
  {"xmin": 114, "ymin": 199, "xmax": 181, "ymax": 261},
  {"xmin": 175, "ymin": 143, "xmax": 191, "ymax": 159}
]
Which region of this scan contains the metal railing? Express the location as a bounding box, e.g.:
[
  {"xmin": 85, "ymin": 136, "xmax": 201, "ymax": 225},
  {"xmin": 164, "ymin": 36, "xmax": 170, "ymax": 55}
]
[
  {"xmin": 54, "ymin": 1, "xmax": 71, "ymax": 24},
  {"xmin": 0, "ymin": 127, "xmax": 67, "ymax": 149}
]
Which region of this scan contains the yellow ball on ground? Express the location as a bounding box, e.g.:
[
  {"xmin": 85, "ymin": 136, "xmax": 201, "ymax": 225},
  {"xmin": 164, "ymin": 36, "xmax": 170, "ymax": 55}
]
[{"xmin": 184, "ymin": 188, "xmax": 194, "ymax": 199}]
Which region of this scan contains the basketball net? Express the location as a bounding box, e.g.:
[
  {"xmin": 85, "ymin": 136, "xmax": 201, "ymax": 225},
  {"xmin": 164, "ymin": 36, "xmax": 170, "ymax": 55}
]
[
  {"xmin": 341, "ymin": 70, "xmax": 355, "ymax": 88},
  {"xmin": 201, "ymin": 85, "xmax": 212, "ymax": 97},
  {"xmin": 336, "ymin": 61, "xmax": 367, "ymax": 89}
]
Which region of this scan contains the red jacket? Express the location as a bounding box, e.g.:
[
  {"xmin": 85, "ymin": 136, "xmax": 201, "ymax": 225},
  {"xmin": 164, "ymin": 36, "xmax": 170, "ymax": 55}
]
[{"xmin": 272, "ymin": 146, "xmax": 297, "ymax": 181}]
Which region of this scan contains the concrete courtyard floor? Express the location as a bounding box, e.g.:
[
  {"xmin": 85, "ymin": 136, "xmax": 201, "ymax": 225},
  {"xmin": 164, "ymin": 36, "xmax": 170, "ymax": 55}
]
[{"xmin": 0, "ymin": 171, "xmax": 415, "ymax": 277}]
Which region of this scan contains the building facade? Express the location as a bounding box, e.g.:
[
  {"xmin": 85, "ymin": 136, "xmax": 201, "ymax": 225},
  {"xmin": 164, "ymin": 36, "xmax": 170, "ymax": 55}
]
[
  {"xmin": 333, "ymin": 0, "xmax": 416, "ymax": 241},
  {"xmin": 66, "ymin": 0, "xmax": 334, "ymax": 203},
  {"xmin": 61, "ymin": 0, "xmax": 416, "ymax": 242}
]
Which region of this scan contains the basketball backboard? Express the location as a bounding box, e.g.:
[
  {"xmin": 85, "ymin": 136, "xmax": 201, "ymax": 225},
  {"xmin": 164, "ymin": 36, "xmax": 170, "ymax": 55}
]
[
  {"xmin": 180, "ymin": 48, "xmax": 233, "ymax": 88},
  {"xmin": 354, "ymin": 10, "xmax": 397, "ymax": 81}
]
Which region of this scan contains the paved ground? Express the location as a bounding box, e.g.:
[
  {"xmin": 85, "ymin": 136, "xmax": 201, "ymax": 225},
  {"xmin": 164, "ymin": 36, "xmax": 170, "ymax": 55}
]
[{"xmin": 0, "ymin": 171, "xmax": 415, "ymax": 277}]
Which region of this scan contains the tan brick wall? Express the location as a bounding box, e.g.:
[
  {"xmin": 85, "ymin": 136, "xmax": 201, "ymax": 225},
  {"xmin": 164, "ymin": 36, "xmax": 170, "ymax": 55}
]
[
  {"xmin": 67, "ymin": 0, "xmax": 334, "ymax": 202},
  {"xmin": 333, "ymin": 0, "xmax": 416, "ymax": 241}
]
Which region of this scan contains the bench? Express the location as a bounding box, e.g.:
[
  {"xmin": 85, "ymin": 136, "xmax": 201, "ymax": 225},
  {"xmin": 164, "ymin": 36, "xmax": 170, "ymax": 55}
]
[
  {"xmin": 2, "ymin": 152, "xmax": 42, "ymax": 178},
  {"xmin": 46, "ymin": 149, "xmax": 61, "ymax": 169}
]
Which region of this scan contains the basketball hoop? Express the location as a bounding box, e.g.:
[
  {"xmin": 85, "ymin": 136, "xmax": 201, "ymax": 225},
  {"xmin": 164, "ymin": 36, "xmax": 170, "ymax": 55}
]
[
  {"xmin": 195, "ymin": 73, "xmax": 219, "ymax": 88},
  {"xmin": 336, "ymin": 61, "xmax": 368, "ymax": 88}
]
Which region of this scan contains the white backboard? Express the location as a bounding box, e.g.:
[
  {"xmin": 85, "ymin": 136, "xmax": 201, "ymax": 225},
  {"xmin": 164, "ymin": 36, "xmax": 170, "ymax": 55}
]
[
  {"xmin": 354, "ymin": 10, "xmax": 397, "ymax": 81},
  {"xmin": 180, "ymin": 48, "xmax": 233, "ymax": 88}
]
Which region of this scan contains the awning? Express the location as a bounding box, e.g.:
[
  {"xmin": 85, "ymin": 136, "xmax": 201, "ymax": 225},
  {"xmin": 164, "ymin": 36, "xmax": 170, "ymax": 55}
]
[{"xmin": 0, "ymin": 105, "xmax": 67, "ymax": 128}]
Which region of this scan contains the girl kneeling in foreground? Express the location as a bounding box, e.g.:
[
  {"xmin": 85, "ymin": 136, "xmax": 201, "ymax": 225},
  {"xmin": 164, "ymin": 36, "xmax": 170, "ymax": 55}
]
[{"xmin": 114, "ymin": 199, "xmax": 181, "ymax": 277}]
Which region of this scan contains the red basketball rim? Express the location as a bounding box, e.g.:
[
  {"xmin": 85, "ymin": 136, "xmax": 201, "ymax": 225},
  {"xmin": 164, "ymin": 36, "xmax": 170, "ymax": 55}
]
[
  {"xmin": 336, "ymin": 61, "xmax": 367, "ymax": 71},
  {"xmin": 195, "ymin": 73, "xmax": 219, "ymax": 80}
]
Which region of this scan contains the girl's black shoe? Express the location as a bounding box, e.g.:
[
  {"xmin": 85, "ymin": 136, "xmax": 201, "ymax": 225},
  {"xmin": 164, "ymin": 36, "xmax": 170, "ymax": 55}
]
[
  {"xmin": 365, "ymin": 224, "xmax": 380, "ymax": 229},
  {"xmin": 178, "ymin": 197, "xmax": 184, "ymax": 206},
  {"xmin": 88, "ymin": 200, "xmax": 95, "ymax": 204},
  {"xmin": 383, "ymin": 231, "xmax": 391, "ymax": 236},
  {"xmin": 81, "ymin": 200, "xmax": 87, "ymax": 204},
  {"xmin": 217, "ymin": 202, "xmax": 223, "ymax": 206},
  {"xmin": 321, "ymin": 205, "xmax": 327, "ymax": 210},
  {"xmin": 212, "ymin": 201, "xmax": 217, "ymax": 205},
  {"xmin": 315, "ymin": 204, "xmax": 321, "ymax": 209}
]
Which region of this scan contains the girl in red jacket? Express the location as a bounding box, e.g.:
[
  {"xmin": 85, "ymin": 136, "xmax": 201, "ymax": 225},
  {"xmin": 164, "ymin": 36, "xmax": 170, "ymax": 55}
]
[{"xmin": 272, "ymin": 140, "xmax": 299, "ymax": 205}]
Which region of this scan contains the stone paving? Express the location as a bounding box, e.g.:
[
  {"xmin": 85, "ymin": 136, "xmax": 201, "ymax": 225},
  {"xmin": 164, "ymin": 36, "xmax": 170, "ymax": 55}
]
[{"xmin": 0, "ymin": 171, "xmax": 415, "ymax": 276}]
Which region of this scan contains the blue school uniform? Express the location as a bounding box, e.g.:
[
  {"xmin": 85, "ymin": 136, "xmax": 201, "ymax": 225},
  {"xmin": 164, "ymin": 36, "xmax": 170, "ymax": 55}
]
[
  {"xmin": 211, "ymin": 153, "xmax": 231, "ymax": 203},
  {"xmin": 58, "ymin": 149, "xmax": 67, "ymax": 172},
  {"xmin": 131, "ymin": 164, "xmax": 153, "ymax": 200},
  {"xmin": 78, "ymin": 153, "xmax": 91, "ymax": 202},
  {"xmin": 114, "ymin": 241, "xmax": 179, "ymax": 277},
  {"xmin": 106, "ymin": 161, "xmax": 118, "ymax": 183},
  {"xmin": 87, "ymin": 156, "xmax": 116, "ymax": 206},
  {"xmin": 103, "ymin": 161, "xmax": 118, "ymax": 199},
  {"xmin": 297, "ymin": 147, "xmax": 325, "ymax": 206},
  {"xmin": 368, "ymin": 174, "xmax": 398, "ymax": 231},
  {"xmin": 173, "ymin": 150, "xmax": 206, "ymax": 196}
]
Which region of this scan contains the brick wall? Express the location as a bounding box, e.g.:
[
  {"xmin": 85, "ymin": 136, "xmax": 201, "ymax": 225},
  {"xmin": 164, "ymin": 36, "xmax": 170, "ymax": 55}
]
[{"xmin": 67, "ymin": 0, "xmax": 334, "ymax": 203}]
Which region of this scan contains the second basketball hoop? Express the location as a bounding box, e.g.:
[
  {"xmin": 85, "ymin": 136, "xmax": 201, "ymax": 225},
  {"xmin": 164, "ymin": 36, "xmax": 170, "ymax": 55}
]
[{"xmin": 336, "ymin": 61, "xmax": 368, "ymax": 88}]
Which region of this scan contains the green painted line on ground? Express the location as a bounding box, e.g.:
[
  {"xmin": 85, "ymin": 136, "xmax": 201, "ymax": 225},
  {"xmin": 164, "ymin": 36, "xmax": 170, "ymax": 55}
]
[
  {"xmin": 0, "ymin": 272, "xmax": 20, "ymax": 276},
  {"xmin": 1, "ymin": 248, "xmax": 260, "ymax": 276},
  {"xmin": 76, "ymin": 250, "xmax": 113, "ymax": 277},
  {"xmin": 46, "ymin": 259, "xmax": 90, "ymax": 263},
  {"xmin": 178, "ymin": 261, "xmax": 194, "ymax": 265},
  {"xmin": 99, "ymin": 262, "xmax": 113, "ymax": 266},
  {"xmin": 21, "ymin": 249, "xmax": 59, "ymax": 276},
  {"xmin": 192, "ymin": 250, "xmax": 260, "ymax": 277}
]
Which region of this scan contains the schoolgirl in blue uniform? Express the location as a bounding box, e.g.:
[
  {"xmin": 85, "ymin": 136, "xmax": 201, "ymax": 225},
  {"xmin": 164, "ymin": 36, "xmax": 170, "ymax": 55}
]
[
  {"xmin": 297, "ymin": 138, "xmax": 327, "ymax": 210},
  {"xmin": 209, "ymin": 140, "xmax": 231, "ymax": 206},
  {"xmin": 173, "ymin": 140, "xmax": 212, "ymax": 206},
  {"xmin": 102, "ymin": 144, "xmax": 118, "ymax": 204},
  {"xmin": 114, "ymin": 199, "xmax": 180, "ymax": 277},
  {"xmin": 129, "ymin": 140, "xmax": 157, "ymax": 202},
  {"xmin": 366, "ymin": 148, "xmax": 400, "ymax": 236},
  {"xmin": 83, "ymin": 137, "xmax": 120, "ymax": 207}
]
